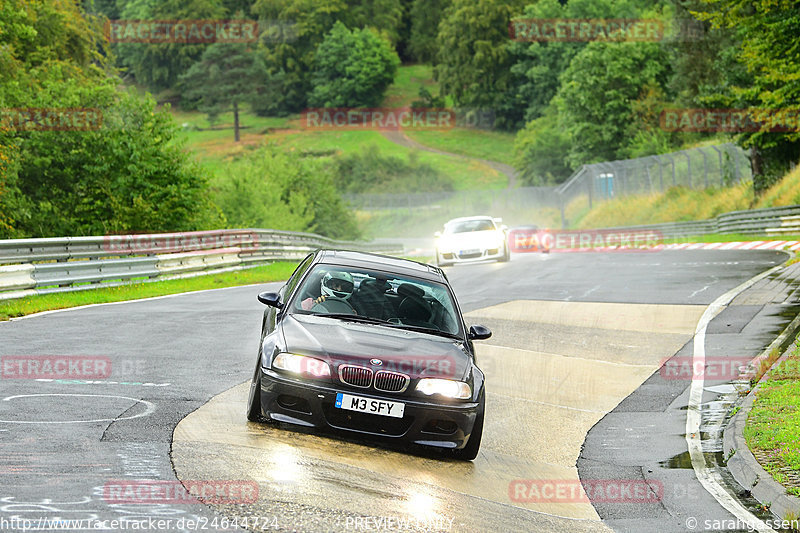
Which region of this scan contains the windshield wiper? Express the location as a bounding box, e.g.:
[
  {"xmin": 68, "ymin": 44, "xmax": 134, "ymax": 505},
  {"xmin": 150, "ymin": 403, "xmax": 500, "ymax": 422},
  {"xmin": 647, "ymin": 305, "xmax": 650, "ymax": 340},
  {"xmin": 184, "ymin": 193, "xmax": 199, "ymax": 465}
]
[
  {"xmin": 316, "ymin": 313, "xmax": 394, "ymax": 325},
  {"xmin": 315, "ymin": 313, "xmax": 463, "ymax": 340},
  {"xmin": 383, "ymin": 323, "xmax": 462, "ymax": 341}
]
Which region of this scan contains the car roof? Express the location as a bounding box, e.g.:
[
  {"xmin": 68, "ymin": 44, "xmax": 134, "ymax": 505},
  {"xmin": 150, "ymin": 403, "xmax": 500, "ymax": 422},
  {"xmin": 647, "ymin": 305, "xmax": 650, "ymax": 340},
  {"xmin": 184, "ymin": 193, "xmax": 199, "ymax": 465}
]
[
  {"xmin": 315, "ymin": 250, "xmax": 446, "ymax": 283},
  {"xmin": 444, "ymin": 215, "xmax": 495, "ymax": 225}
]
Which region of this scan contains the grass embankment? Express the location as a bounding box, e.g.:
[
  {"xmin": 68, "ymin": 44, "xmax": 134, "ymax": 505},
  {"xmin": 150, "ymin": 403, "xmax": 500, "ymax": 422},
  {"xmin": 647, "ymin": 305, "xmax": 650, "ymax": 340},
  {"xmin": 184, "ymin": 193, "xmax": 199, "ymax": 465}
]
[
  {"xmin": 571, "ymin": 166, "xmax": 800, "ymax": 230},
  {"xmin": 172, "ymin": 65, "xmax": 511, "ymax": 191},
  {"xmin": 744, "ymin": 339, "xmax": 800, "ymax": 497},
  {"xmin": 0, "ymin": 262, "xmax": 298, "ymax": 321},
  {"xmin": 271, "ymin": 129, "xmax": 507, "ymax": 190},
  {"xmin": 404, "ymin": 128, "xmax": 517, "ymax": 166}
]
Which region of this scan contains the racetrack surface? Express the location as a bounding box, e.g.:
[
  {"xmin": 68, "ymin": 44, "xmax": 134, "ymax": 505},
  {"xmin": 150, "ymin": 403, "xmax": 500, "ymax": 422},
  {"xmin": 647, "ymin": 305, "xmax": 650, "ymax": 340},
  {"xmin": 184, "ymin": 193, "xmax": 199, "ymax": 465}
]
[{"xmin": 0, "ymin": 250, "xmax": 790, "ymax": 532}]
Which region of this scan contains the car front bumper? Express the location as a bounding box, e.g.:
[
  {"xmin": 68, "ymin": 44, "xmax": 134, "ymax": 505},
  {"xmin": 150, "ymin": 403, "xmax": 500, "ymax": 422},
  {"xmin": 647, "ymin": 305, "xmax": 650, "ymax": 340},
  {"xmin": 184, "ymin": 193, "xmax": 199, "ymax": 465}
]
[
  {"xmin": 258, "ymin": 368, "xmax": 480, "ymax": 450},
  {"xmin": 437, "ymin": 246, "xmax": 505, "ymax": 264}
]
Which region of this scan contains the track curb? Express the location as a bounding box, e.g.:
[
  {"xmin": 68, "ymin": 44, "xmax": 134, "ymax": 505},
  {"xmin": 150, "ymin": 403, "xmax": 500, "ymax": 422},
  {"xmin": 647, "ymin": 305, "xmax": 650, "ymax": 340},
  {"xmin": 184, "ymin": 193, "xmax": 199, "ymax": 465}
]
[{"xmin": 723, "ymin": 270, "xmax": 800, "ymax": 522}]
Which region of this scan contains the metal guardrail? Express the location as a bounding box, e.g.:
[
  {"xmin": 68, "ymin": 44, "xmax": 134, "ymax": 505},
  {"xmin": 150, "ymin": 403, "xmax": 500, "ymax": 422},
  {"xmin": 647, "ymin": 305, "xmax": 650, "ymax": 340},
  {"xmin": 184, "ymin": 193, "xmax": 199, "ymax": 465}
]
[
  {"xmin": 0, "ymin": 229, "xmax": 402, "ymax": 301},
  {"xmin": 594, "ymin": 205, "xmax": 800, "ymax": 240}
]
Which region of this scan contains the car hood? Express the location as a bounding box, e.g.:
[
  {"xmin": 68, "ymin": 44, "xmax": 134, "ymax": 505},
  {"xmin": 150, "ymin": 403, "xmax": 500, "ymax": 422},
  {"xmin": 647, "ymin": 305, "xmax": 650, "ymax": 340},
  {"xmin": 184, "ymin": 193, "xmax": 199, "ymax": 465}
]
[
  {"xmin": 439, "ymin": 230, "xmax": 502, "ymax": 248},
  {"xmin": 280, "ymin": 314, "xmax": 472, "ymax": 380}
]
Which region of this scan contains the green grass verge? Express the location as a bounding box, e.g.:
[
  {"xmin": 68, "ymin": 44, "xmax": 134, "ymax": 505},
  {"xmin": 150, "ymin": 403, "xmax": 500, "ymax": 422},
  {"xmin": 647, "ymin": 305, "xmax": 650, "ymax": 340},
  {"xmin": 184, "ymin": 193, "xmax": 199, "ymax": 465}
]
[
  {"xmin": 572, "ymin": 182, "xmax": 754, "ymax": 229},
  {"xmin": 271, "ymin": 130, "xmax": 508, "ymax": 190},
  {"xmin": 0, "ymin": 262, "xmax": 298, "ymax": 321},
  {"xmin": 383, "ymin": 64, "xmax": 437, "ymax": 108},
  {"xmin": 404, "ymin": 127, "xmax": 517, "ymax": 166},
  {"xmin": 744, "ymin": 340, "xmax": 800, "ymax": 497},
  {"xmin": 663, "ymin": 233, "xmax": 800, "ymax": 244}
]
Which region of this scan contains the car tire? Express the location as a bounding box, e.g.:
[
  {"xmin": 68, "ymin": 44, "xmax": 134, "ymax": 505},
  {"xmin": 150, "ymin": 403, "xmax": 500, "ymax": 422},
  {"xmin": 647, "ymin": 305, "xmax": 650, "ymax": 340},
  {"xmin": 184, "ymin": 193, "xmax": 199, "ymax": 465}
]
[
  {"xmin": 246, "ymin": 366, "xmax": 263, "ymax": 422},
  {"xmin": 453, "ymin": 393, "xmax": 484, "ymax": 461},
  {"xmin": 497, "ymin": 243, "xmax": 510, "ymax": 263}
]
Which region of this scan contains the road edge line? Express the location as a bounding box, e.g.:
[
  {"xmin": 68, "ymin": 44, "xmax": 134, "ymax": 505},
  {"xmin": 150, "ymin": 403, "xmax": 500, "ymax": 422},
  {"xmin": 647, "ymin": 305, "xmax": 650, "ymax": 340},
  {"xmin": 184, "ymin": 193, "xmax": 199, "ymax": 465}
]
[{"xmin": 686, "ymin": 261, "xmax": 786, "ymax": 532}]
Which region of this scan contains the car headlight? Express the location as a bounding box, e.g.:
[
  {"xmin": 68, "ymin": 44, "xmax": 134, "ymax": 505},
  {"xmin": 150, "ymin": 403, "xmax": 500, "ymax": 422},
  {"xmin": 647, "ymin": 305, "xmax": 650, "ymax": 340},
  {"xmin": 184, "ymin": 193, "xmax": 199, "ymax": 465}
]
[
  {"xmin": 272, "ymin": 353, "xmax": 331, "ymax": 378},
  {"xmin": 416, "ymin": 378, "xmax": 471, "ymax": 399},
  {"xmin": 437, "ymin": 236, "xmax": 454, "ymax": 252}
]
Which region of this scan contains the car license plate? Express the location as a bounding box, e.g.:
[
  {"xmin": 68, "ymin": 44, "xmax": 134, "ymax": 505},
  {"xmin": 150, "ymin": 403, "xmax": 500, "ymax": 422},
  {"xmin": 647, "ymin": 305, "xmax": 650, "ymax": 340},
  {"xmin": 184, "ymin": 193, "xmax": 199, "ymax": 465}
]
[
  {"xmin": 335, "ymin": 393, "xmax": 405, "ymax": 418},
  {"xmin": 460, "ymin": 249, "xmax": 480, "ymax": 255}
]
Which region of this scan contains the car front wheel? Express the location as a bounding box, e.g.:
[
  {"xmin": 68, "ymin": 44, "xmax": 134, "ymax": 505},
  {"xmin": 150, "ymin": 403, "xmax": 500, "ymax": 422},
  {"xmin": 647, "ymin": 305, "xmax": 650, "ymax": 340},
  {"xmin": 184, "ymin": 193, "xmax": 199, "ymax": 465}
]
[
  {"xmin": 246, "ymin": 366, "xmax": 263, "ymax": 422},
  {"xmin": 497, "ymin": 243, "xmax": 510, "ymax": 262},
  {"xmin": 453, "ymin": 393, "xmax": 484, "ymax": 460}
]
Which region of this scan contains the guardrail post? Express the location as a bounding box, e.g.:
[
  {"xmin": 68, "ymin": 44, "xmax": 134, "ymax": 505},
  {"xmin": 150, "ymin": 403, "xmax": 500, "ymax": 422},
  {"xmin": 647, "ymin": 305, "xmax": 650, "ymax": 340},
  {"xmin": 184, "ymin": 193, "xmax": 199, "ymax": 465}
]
[
  {"xmin": 710, "ymin": 145, "xmax": 723, "ymax": 186},
  {"xmin": 700, "ymin": 147, "xmax": 709, "ymax": 188},
  {"xmin": 682, "ymin": 151, "xmax": 692, "ymax": 188}
]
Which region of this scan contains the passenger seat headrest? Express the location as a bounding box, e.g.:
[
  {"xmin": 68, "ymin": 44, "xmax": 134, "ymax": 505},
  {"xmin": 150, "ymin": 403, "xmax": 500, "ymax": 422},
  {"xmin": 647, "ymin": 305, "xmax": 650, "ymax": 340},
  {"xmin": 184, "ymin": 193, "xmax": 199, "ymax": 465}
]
[{"xmin": 396, "ymin": 283, "xmax": 425, "ymax": 299}]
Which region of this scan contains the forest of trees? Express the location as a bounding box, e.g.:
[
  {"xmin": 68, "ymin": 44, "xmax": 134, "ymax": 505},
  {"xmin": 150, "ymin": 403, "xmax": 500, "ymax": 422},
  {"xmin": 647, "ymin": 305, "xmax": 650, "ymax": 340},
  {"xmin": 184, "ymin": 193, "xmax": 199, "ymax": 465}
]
[{"xmin": 1, "ymin": 0, "xmax": 798, "ymax": 238}]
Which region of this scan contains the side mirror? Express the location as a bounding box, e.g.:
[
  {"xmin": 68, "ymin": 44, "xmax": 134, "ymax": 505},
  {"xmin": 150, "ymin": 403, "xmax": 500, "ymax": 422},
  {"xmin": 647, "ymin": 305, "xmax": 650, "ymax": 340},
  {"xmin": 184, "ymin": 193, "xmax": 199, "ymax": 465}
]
[
  {"xmin": 468, "ymin": 325, "xmax": 492, "ymax": 340},
  {"xmin": 434, "ymin": 231, "xmax": 442, "ymax": 238},
  {"xmin": 500, "ymin": 224, "xmax": 508, "ymax": 233},
  {"xmin": 257, "ymin": 291, "xmax": 283, "ymax": 308}
]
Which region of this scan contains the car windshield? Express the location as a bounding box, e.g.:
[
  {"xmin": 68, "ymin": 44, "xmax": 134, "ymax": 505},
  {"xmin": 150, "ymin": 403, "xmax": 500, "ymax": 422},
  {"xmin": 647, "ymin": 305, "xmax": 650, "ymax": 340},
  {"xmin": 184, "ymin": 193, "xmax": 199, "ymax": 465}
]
[
  {"xmin": 444, "ymin": 219, "xmax": 496, "ymax": 234},
  {"xmin": 289, "ymin": 264, "xmax": 462, "ymax": 337}
]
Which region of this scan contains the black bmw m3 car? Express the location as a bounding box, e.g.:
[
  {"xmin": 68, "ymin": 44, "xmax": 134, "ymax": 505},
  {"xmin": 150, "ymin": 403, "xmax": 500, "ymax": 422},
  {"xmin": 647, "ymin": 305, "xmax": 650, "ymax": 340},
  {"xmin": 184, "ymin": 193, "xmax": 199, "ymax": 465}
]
[{"xmin": 246, "ymin": 250, "xmax": 492, "ymax": 460}]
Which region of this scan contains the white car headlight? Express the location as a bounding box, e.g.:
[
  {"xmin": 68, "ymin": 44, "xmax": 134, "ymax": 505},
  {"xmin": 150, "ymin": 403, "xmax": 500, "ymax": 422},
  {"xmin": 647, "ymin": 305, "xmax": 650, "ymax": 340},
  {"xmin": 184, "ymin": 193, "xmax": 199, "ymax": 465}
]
[
  {"xmin": 416, "ymin": 378, "xmax": 471, "ymax": 399},
  {"xmin": 273, "ymin": 353, "xmax": 331, "ymax": 378},
  {"xmin": 437, "ymin": 235, "xmax": 455, "ymax": 252}
]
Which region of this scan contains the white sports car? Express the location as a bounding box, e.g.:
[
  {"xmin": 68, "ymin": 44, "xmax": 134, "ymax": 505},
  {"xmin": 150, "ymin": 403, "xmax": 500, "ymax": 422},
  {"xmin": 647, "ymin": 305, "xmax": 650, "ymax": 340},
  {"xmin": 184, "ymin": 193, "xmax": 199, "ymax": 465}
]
[{"xmin": 434, "ymin": 216, "xmax": 510, "ymax": 267}]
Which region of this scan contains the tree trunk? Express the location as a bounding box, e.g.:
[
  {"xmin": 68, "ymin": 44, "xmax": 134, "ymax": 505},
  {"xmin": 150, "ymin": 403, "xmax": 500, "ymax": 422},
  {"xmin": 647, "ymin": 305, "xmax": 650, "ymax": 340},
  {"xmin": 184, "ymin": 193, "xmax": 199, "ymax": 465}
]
[{"xmin": 233, "ymin": 101, "xmax": 240, "ymax": 143}]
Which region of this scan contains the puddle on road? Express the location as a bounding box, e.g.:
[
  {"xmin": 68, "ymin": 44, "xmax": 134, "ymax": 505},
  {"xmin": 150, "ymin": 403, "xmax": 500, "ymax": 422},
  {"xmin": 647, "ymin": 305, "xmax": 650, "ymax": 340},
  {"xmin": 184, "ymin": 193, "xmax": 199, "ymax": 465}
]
[{"xmin": 658, "ymin": 450, "xmax": 726, "ymax": 469}]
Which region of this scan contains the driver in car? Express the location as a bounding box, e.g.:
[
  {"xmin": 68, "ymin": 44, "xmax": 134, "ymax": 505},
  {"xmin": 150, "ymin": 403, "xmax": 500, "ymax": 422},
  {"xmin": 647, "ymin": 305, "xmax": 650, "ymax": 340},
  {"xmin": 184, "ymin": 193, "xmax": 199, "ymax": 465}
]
[{"xmin": 301, "ymin": 271, "xmax": 354, "ymax": 310}]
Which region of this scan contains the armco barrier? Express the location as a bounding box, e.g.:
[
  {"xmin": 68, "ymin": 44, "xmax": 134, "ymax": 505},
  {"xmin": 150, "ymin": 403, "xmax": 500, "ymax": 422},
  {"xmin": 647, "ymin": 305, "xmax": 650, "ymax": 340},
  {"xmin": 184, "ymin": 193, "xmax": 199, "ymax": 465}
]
[
  {"xmin": 0, "ymin": 229, "xmax": 402, "ymax": 301},
  {"xmin": 591, "ymin": 204, "xmax": 800, "ymax": 240}
]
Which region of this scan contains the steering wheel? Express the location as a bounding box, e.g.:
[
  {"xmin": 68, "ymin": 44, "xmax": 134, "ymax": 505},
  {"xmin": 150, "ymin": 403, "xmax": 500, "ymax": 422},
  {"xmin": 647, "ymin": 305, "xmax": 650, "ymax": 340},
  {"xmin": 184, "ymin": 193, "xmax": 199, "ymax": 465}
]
[{"xmin": 311, "ymin": 298, "xmax": 357, "ymax": 314}]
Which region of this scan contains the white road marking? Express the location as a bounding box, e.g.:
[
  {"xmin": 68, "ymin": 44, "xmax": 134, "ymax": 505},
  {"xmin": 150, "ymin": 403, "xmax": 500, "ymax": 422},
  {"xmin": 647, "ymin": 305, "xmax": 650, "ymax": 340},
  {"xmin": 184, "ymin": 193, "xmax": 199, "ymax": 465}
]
[
  {"xmin": 4, "ymin": 281, "xmax": 278, "ymax": 322},
  {"xmin": 0, "ymin": 393, "xmax": 155, "ymax": 424},
  {"xmin": 687, "ymin": 262, "xmax": 784, "ymax": 533}
]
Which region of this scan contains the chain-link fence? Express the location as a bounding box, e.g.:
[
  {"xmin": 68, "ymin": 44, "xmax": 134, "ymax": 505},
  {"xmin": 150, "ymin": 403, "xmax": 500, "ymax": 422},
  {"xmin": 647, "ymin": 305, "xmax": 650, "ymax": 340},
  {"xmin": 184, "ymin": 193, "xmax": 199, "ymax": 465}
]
[
  {"xmin": 555, "ymin": 143, "xmax": 751, "ymax": 226},
  {"xmin": 344, "ymin": 143, "xmax": 752, "ymax": 236}
]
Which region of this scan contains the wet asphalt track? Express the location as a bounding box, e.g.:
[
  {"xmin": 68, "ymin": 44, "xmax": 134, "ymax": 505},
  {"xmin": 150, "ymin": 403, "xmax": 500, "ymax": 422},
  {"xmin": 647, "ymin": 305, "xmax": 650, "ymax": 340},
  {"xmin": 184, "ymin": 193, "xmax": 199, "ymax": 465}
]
[{"xmin": 0, "ymin": 249, "xmax": 791, "ymax": 533}]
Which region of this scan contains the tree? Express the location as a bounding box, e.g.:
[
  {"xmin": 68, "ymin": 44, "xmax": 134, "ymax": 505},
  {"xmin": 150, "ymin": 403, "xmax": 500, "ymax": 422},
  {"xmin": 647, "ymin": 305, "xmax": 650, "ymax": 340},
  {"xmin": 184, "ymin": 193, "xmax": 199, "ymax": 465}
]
[
  {"xmin": 408, "ymin": 0, "xmax": 450, "ymax": 63},
  {"xmin": 0, "ymin": 0, "xmax": 222, "ymax": 237},
  {"xmin": 555, "ymin": 41, "xmax": 669, "ymax": 166},
  {"xmin": 308, "ymin": 21, "xmax": 399, "ymax": 108},
  {"xmin": 114, "ymin": 0, "xmax": 227, "ymax": 92},
  {"xmin": 251, "ymin": 0, "xmax": 405, "ymax": 114},
  {"xmin": 694, "ymin": 0, "xmax": 800, "ymax": 190},
  {"xmin": 435, "ymin": 0, "xmax": 526, "ymax": 121},
  {"xmin": 180, "ymin": 42, "xmax": 269, "ymax": 141},
  {"xmin": 514, "ymin": 108, "xmax": 573, "ymax": 185},
  {"xmin": 214, "ymin": 147, "xmax": 361, "ymax": 239}
]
